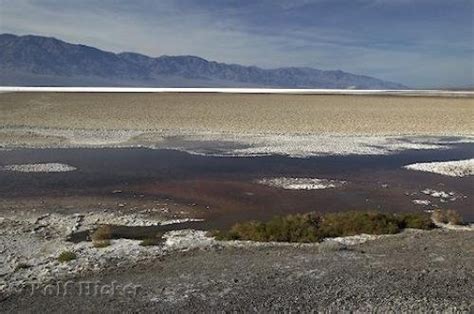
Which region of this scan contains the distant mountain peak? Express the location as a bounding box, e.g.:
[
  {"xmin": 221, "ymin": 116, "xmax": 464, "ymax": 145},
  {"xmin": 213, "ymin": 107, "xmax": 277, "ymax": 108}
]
[{"xmin": 0, "ymin": 33, "xmax": 408, "ymax": 89}]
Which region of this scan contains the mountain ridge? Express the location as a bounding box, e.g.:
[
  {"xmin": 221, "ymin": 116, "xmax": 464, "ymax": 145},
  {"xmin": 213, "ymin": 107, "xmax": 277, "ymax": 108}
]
[{"xmin": 0, "ymin": 33, "xmax": 408, "ymax": 89}]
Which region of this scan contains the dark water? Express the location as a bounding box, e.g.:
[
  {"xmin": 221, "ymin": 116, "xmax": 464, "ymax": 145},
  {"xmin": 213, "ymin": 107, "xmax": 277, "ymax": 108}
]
[
  {"xmin": 68, "ymin": 221, "xmax": 206, "ymax": 243},
  {"xmin": 0, "ymin": 144, "xmax": 473, "ymax": 231}
]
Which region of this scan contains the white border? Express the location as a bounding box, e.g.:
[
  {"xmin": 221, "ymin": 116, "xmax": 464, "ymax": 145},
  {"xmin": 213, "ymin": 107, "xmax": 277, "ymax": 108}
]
[{"xmin": 0, "ymin": 86, "xmax": 473, "ymax": 96}]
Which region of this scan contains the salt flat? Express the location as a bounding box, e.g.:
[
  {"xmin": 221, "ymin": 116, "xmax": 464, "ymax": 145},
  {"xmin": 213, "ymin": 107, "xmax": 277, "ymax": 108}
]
[
  {"xmin": 0, "ymin": 92, "xmax": 472, "ymax": 135},
  {"xmin": 0, "ymin": 92, "xmax": 472, "ymax": 157}
]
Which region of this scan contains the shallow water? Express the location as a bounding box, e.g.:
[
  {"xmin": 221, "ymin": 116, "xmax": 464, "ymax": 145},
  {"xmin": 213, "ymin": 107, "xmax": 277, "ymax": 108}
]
[{"xmin": 0, "ymin": 144, "xmax": 473, "ymax": 230}]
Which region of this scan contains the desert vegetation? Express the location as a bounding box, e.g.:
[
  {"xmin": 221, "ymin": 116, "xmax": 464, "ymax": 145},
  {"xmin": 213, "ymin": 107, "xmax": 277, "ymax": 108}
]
[
  {"xmin": 212, "ymin": 211, "xmax": 436, "ymax": 243},
  {"xmin": 90, "ymin": 225, "xmax": 113, "ymax": 248},
  {"xmin": 14, "ymin": 263, "xmax": 31, "ymax": 271},
  {"xmin": 431, "ymin": 209, "xmax": 463, "ymax": 225},
  {"xmin": 446, "ymin": 209, "xmax": 463, "ymax": 225},
  {"xmin": 92, "ymin": 239, "xmax": 111, "ymax": 248},
  {"xmin": 57, "ymin": 251, "xmax": 77, "ymax": 263}
]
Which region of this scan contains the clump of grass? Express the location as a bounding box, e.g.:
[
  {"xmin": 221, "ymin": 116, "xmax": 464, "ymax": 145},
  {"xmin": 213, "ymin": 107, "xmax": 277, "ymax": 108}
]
[
  {"xmin": 397, "ymin": 213, "xmax": 436, "ymax": 230},
  {"xmin": 446, "ymin": 209, "xmax": 463, "ymax": 225},
  {"xmin": 90, "ymin": 225, "xmax": 113, "ymax": 248},
  {"xmin": 93, "ymin": 239, "xmax": 111, "ymax": 248},
  {"xmin": 139, "ymin": 232, "xmax": 165, "ymax": 246},
  {"xmin": 431, "ymin": 209, "xmax": 448, "ymax": 224},
  {"xmin": 212, "ymin": 211, "xmax": 436, "ymax": 243},
  {"xmin": 15, "ymin": 263, "xmax": 31, "ymax": 271},
  {"xmin": 139, "ymin": 238, "xmax": 162, "ymax": 246},
  {"xmin": 91, "ymin": 225, "xmax": 113, "ymax": 241},
  {"xmin": 57, "ymin": 251, "xmax": 77, "ymax": 263},
  {"xmin": 431, "ymin": 209, "xmax": 463, "ymax": 225}
]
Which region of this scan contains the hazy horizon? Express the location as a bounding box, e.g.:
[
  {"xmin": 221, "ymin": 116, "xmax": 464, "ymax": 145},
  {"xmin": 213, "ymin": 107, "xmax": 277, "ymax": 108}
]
[{"xmin": 1, "ymin": 0, "xmax": 473, "ymax": 88}]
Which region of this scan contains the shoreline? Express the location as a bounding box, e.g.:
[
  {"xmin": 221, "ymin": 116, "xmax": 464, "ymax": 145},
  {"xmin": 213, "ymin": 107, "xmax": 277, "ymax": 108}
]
[
  {"xmin": 1, "ymin": 207, "xmax": 473, "ymax": 297},
  {"xmin": 1, "ymin": 126, "xmax": 473, "ymax": 158},
  {"xmin": 1, "ymin": 218, "xmax": 473, "ymax": 311}
]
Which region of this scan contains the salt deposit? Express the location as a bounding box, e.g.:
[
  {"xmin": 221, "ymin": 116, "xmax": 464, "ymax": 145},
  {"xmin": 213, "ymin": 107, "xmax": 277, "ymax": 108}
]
[
  {"xmin": 1, "ymin": 163, "xmax": 77, "ymax": 173},
  {"xmin": 422, "ymin": 189, "xmax": 454, "ymax": 199},
  {"xmin": 404, "ymin": 159, "xmax": 474, "ymax": 177},
  {"xmin": 158, "ymin": 133, "xmax": 474, "ymax": 158},
  {"xmin": 1, "ymin": 126, "xmax": 473, "ymax": 158},
  {"xmin": 412, "ymin": 199, "xmax": 431, "ymax": 206},
  {"xmin": 256, "ymin": 177, "xmax": 346, "ymax": 190},
  {"xmin": 327, "ymin": 234, "xmax": 383, "ymax": 245},
  {"xmin": 32, "ymin": 127, "xmax": 144, "ymax": 146}
]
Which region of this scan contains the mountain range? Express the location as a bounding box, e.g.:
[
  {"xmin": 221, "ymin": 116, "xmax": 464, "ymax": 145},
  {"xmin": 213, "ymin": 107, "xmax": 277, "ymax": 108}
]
[{"xmin": 0, "ymin": 33, "xmax": 407, "ymax": 89}]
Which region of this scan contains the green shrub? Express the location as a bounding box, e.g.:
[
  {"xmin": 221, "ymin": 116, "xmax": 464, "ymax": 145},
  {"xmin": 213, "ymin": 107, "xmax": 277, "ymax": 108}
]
[
  {"xmin": 57, "ymin": 251, "xmax": 77, "ymax": 263},
  {"xmin": 214, "ymin": 213, "xmax": 322, "ymax": 243},
  {"xmin": 318, "ymin": 211, "xmax": 401, "ymax": 237},
  {"xmin": 213, "ymin": 211, "xmax": 436, "ymax": 243},
  {"xmin": 397, "ymin": 213, "xmax": 435, "ymax": 229}
]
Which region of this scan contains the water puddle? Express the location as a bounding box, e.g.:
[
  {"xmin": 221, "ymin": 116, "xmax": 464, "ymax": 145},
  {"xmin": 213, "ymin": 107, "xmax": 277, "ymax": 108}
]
[
  {"xmin": 68, "ymin": 221, "xmax": 205, "ymax": 243},
  {"xmin": 0, "ymin": 143, "xmax": 473, "ymax": 234}
]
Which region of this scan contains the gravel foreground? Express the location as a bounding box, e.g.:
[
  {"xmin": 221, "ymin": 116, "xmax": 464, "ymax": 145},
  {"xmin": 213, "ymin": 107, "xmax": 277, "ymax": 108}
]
[{"xmin": 1, "ymin": 229, "xmax": 473, "ymax": 312}]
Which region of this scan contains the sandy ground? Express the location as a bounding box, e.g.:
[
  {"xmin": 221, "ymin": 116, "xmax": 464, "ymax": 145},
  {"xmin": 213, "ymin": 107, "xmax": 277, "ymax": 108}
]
[{"xmin": 0, "ymin": 92, "xmax": 473, "ymax": 135}]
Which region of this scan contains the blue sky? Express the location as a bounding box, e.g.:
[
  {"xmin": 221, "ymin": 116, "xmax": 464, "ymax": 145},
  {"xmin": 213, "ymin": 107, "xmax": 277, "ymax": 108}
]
[{"xmin": 1, "ymin": 0, "xmax": 473, "ymax": 87}]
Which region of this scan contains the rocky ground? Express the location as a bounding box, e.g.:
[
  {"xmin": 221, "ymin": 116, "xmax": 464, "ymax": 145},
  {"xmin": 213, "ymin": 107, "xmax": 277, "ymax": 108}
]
[
  {"xmin": 0, "ymin": 210, "xmax": 206, "ymax": 295},
  {"xmin": 1, "ymin": 205, "xmax": 472, "ymax": 312},
  {"xmin": 1, "ymin": 228, "xmax": 473, "ymax": 312}
]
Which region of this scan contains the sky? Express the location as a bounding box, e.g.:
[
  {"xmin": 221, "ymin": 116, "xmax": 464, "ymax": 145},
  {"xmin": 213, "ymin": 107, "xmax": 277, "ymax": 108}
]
[{"xmin": 0, "ymin": 0, "xmax": 473, "ymax": 88}]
